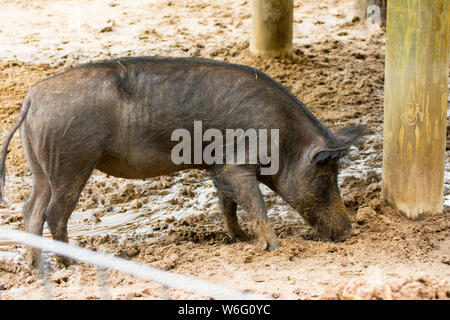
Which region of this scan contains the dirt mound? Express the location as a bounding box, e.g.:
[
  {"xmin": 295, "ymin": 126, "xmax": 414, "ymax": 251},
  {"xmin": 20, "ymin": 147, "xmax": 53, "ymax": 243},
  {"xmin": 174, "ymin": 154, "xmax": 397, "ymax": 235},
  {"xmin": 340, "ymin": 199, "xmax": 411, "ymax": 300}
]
[{"xmin": 321, "ymin": 273, "xmax": 450, "ymax": 300}]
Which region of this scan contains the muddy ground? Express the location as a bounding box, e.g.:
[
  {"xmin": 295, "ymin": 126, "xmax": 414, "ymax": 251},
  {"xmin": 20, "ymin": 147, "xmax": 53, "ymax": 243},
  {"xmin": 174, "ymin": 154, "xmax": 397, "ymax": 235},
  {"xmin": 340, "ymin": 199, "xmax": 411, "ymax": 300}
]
[{"xmin": 0, "ymin": 0, "xmax": 449, "ymax": 300}]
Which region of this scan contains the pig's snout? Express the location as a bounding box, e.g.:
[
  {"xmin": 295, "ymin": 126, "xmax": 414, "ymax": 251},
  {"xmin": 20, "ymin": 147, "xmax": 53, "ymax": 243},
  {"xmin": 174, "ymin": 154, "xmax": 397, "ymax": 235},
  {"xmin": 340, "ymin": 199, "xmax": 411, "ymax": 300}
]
[{"xmin": 315, "ymin": 209, "xmax": 352, "ymax": 242}]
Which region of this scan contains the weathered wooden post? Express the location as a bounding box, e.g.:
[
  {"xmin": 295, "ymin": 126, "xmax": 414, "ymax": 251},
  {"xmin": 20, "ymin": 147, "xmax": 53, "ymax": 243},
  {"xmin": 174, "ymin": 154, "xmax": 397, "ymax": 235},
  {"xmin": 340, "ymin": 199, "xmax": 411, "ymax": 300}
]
[
  {"xmin": 382, "ymin": 0, "xmax": 450, "ymax": 219},
  {"xmin": 250, "ymin": 0, "xmax": 293, "ymax": 58}
]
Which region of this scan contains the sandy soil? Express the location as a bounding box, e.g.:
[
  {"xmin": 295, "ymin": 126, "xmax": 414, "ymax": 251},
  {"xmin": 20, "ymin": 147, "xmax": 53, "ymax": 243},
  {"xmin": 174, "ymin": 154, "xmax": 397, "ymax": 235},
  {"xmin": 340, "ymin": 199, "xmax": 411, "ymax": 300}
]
[{"xmin": 0, "ymin": 0, "xmax": 449, "ymax": 300}]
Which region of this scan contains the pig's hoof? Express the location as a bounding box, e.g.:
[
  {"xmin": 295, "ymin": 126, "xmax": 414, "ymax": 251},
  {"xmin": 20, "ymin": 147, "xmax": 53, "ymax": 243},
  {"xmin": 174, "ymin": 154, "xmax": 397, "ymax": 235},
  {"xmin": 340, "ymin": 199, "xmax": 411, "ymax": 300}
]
[
  {"xmin": 259, "ymin": 238, "xmax": 280, "ymax": 251},
  {"xmin": 55, "ymin": 255, "xmax": 74, "ymax": 268},
  {"xmin": 229, "ymin": 229, "xmax": 249, "ymax": 241},
  {"xmin": 268, "ymin": 239, "xmax": 280, "ymax": 251},
  {"xmin": 226, "ymin": 224, "xmax": 249, "ymax": 241},
  {"xmin": 26, "ymin": 248, "xmax": 40, "ymax": 269},
  {"xmin": 231, "ymin": 233, "xmax": 250, "ymax": 242}
]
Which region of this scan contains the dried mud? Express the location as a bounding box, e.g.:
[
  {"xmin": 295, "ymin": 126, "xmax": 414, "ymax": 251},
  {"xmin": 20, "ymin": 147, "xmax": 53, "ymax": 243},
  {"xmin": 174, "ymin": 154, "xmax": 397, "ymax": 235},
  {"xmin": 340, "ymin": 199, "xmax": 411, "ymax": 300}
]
[{"xmin": 0, "ymin": 0, "xmax": 449, "ymax": 300}]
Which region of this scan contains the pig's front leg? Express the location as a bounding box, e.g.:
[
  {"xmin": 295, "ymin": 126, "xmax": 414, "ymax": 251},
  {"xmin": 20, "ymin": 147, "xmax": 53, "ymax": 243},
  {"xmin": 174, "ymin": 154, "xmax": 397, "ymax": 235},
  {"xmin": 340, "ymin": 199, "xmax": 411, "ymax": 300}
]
[
  {"xmin": 214, "ymin": 164, "xmax": 280, "ymax": 251},
  {"xmin": 211, "ymin": 171, "xmax": 249, "ymax": 241}
]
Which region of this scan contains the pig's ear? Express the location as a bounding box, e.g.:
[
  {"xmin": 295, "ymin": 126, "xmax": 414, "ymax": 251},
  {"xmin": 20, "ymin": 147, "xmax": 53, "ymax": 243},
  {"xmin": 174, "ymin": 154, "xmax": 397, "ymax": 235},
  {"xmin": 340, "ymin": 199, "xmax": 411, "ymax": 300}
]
[
  {"xmin": 312, "ymin": 147, "xmax": 349, "ymax": 165},
  {"xmin": 334, "ymin": 125, "xmax": 369, "ymax": 147}
]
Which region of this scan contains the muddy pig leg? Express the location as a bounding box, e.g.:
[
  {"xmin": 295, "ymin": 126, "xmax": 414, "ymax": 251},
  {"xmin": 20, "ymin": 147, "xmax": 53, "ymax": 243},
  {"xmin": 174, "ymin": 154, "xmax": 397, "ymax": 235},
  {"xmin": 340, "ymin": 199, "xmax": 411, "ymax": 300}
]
[
  {"xmin": 22, "ymin": 177, "xmax": 51, "ymax": 268},
  {"xmin": 211, "ymin": 172, "xmax": 248, "ymax": 241},
  {"xmin": 21, "ymin": 128, "xmax": 52, "ymax": 268},
  {"xmin": 45, "ymin": 160, "xmax": 99, "ymax": 267},
  {"xmin": 214, "ymin": 165, "xmax": 280, "ymax": 251}
]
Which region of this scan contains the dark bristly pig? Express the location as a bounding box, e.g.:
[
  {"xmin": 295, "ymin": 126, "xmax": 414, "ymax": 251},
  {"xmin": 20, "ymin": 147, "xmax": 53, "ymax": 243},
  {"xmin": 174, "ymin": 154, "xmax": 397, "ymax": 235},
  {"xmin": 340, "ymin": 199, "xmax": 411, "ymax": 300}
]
[{"xmin": 0, "ymin": 57, "xmax": 367, "ymax": 267}]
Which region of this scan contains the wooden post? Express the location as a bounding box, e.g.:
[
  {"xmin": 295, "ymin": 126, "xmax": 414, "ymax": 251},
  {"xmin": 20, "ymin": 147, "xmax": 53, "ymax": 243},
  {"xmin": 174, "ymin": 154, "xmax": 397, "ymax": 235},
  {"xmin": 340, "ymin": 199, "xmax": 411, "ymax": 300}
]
[
  {"xmin": 353, "ymin": 0, "xmax": 387, "ymax": 27},
  {"xmin": 250, "ymin": 0, "xmax": 293, "ymax": 58},
  {"xmin": 382, "ymin": 0, "xmax": 450, "ymax": 219}
]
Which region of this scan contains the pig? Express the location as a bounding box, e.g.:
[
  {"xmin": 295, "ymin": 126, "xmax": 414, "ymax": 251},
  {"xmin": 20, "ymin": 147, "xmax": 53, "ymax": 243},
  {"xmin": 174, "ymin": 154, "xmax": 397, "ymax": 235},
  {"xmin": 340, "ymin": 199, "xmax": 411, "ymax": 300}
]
[{"xmin": 0, "ymin": 57, "xmax": 366, "ymax": 267}]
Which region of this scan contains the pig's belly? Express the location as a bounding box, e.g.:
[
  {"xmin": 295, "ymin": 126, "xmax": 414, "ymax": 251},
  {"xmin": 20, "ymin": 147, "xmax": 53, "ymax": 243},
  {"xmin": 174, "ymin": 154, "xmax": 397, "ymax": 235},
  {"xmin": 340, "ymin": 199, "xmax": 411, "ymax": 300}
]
[{"xmin": 95, "ymin": 148, "xmax": 196, "ymax": 179}]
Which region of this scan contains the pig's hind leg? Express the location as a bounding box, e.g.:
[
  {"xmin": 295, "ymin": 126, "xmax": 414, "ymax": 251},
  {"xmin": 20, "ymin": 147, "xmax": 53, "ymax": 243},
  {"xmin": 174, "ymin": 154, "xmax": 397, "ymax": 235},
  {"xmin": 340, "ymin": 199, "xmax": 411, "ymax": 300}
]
[
  {"xmin": 211, "ymin": 172, "xmax": 248, "ymax": 241},
  {"xmin": 21, "ymin": 129, "xmax": 52, "ymax": 268},
  {"xmin": 44, "ymin": 156, "xmax": 101, "ymax": 266},
  {"xmin": 213, "ymin": 165, "xmax": 280, "ymax": 251}
]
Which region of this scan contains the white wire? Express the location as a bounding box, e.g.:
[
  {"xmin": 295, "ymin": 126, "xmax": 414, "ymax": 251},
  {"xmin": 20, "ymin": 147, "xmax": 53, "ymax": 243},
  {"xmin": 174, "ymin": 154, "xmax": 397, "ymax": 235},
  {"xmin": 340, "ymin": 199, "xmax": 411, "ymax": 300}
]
[{"xmin": 0, "ymin": 226, "xmax": 269, "ymax": 300}]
